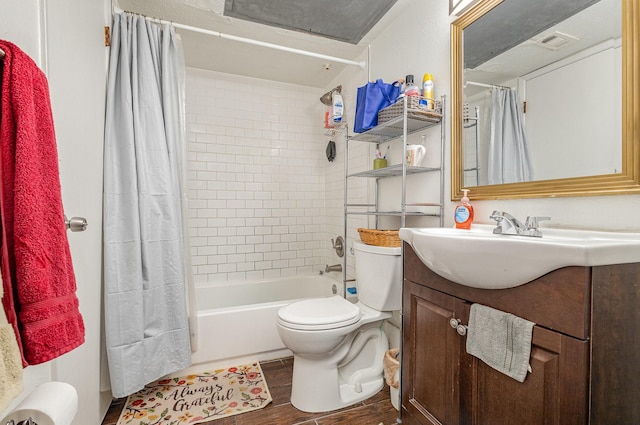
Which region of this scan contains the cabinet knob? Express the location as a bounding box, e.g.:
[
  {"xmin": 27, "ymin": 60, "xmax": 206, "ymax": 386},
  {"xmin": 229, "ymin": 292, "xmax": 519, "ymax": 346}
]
[{"xmin": 449, "ymin": 318, "xmax": 467, "ymax": 336}]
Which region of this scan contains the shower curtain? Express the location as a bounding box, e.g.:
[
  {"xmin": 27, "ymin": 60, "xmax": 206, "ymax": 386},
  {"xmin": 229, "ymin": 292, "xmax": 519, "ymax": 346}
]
[
  {"xmin": 487, "ymin": 87, "xmax": 533, "ymax": 184},
  {"xmin": 103, "ymin": 12, "xmax": 191, "ymax": 397}
]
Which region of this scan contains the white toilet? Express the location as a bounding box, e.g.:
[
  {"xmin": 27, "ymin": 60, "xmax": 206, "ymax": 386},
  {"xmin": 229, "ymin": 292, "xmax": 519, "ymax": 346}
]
[{"xmin": 276, "ymin": 241, "xmax": 402, "ymax": 413}]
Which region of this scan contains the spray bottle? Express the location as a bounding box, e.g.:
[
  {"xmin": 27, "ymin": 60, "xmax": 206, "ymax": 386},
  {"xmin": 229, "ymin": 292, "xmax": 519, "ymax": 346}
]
[{"xmin": 420, "ymin": 73, "xmax": 435, "ymax": 110}]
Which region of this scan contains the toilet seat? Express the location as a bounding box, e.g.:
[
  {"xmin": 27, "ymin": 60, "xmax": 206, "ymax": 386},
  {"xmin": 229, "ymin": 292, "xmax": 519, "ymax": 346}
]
[{"xmin": 278, "ymin": 295, "xmax": 361, "ymax": 331}]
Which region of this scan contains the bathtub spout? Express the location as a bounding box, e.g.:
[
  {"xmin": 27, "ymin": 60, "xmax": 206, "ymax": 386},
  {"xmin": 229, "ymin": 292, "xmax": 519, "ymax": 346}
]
[{"xmin": 325, "ymin": 264, "xmax": 342, "ymax": 273}]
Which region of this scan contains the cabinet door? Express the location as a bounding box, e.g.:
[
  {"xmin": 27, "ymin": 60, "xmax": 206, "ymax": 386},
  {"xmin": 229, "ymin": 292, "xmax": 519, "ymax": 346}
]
[
  {"xmin": 403, "ymin": 280, "xmax": 469, "ymax": 425},
  {"xmin": 403, "ymin": 279, "xmax": 589, "ymax": 425},
  {"xmin": 464, "ymin": 321, "xmax": 588, "ymax": 425}
]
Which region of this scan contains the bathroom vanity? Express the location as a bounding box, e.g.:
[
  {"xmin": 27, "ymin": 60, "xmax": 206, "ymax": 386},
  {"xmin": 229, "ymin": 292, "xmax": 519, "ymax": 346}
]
[{"xmin": 401, "ymin": 243, "xmax": 640, "ymax": 425}]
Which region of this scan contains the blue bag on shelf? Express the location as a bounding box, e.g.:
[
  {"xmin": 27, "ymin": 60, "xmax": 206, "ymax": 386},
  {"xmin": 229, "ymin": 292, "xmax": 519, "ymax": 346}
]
[{"xmin": 353, "ymin": 79, "xmax": 402, "ymax": 133}]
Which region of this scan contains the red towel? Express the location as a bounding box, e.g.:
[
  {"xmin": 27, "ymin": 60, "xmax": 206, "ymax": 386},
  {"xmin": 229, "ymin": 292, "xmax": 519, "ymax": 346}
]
[{"xmin": 0, "ymin": 40, "xmax": 85, "ymax": 365}]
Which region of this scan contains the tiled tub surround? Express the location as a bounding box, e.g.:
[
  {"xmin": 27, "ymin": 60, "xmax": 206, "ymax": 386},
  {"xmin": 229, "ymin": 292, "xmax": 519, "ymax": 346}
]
[{"xmin": 186, "ymin": 69, "xmax": 331, "ymax": 284}]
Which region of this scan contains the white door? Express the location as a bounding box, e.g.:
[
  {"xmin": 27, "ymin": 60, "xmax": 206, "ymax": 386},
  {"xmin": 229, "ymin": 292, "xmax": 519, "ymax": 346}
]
[{"xmin": 1, "ymin": 0, "xmax": 111, "ymax": 423}]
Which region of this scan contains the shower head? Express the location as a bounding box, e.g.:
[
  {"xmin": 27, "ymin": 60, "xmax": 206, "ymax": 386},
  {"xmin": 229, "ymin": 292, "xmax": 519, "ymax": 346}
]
[{"xmin": 320, "ymin": 85, "xmax": 342, "ymax": 106}]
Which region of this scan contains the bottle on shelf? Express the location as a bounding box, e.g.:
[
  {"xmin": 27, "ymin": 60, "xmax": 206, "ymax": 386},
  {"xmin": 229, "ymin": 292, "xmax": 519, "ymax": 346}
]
[
  {"xmin": 404, "ymin": 74, "xmax": 420, "ymax": 97},
  {"xmin": 332, "ymin": 91, "xmax": 344, "ymax": 123},
  {"xmin": 324, "ymin": 108, "xmax": 334, "ymax": 128},
  {"xmin": 420, "ymin": 73, "xmax": 435, "ymax": 110}
]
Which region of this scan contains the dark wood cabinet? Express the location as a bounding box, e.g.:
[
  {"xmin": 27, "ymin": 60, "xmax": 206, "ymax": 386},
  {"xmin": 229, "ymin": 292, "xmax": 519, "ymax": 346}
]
[
  {"xmin": 404, "ymin": 283, "xmax": 467, "ymax": 425},
  {"xmin": 402, "ymin": 243, "xmax": 640, "ymax": 425}
]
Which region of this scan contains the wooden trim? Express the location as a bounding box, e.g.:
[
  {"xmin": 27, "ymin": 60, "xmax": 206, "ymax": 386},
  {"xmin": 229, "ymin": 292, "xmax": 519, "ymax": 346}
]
[{"xmin": 450, "ymin": 0, "xmax": 640, "ymax": 200}]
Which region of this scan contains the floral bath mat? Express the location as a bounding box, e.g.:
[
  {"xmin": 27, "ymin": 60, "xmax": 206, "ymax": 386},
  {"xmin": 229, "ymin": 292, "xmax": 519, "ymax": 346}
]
[{"xmin": 117, "ymin": 362, "xmax": 272, "ymax": 424}]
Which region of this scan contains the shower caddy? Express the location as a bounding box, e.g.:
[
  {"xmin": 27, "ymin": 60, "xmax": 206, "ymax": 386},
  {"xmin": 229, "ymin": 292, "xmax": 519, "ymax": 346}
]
[{"xmin": 341, "ymin": 94, "xmax": 446, "ymax": 291}]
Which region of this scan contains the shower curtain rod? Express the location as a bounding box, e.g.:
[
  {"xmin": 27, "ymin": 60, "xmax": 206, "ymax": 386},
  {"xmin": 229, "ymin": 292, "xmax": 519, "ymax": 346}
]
[
  {"xmin": 465, "ymin": 80, "xmax": 511, "ymax": 89},
  {"xmin": 114, "ymin": 7, "xmax": 366, "ymax": 69}
]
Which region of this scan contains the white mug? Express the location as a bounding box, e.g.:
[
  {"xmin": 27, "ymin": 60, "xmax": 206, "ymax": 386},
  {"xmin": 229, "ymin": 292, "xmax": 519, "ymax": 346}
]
[{"xmin": 406, "ymin": 144, "xmax": 426, "ymax": 166}]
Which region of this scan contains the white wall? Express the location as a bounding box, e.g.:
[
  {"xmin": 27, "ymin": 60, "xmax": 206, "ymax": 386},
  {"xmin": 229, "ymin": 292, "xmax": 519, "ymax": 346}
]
[
  {"xmin": 526, "ymin": 44, "xmax": 621, "ymax": 180},
  {"xmin": 1, "ymin": 1, "xmax": 111, "ymax": 424}
]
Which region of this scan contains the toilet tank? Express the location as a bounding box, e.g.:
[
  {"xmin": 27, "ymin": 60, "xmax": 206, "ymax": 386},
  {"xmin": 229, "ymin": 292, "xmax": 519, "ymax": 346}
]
[{"xmin": 354, "ymin": 241, "xmax": 402, "ymax": 311}]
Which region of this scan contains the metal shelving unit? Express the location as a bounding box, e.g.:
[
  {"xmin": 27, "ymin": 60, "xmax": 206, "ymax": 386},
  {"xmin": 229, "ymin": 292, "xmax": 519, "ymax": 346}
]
[
  {"xmin": 348, "ymin": 164, "xmax": 441, "ymax": 178},
  {"xmin": 341, "ymin": 95, "xmax": 446, "ymax": 289},
  {"xmin": 341, "ymin": 95, "xmax": 445, "ymax": 424},
  {"xmin": 345, "ymin": 95, "xmax": 445, "ymax": 225},
  {"xmin": 463, "ymin": 105, "xmax": 480, "ymax": 186}
]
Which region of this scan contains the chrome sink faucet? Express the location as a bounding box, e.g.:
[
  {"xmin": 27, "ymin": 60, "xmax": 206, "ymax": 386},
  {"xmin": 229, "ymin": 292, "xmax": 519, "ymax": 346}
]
[
  {"xmin": 490, "ymin": 210, "xmax": 550, "ymax": 237},
  {"xmin": 490, "ymin": 210, "xmax": 526, "ymax": 235}
]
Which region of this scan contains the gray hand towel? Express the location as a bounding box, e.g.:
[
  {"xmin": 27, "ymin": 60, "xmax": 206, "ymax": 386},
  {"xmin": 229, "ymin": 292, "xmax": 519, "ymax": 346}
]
[{"xmin": 466, "ymin": 303, "xmax": 535, "ymax": 382}]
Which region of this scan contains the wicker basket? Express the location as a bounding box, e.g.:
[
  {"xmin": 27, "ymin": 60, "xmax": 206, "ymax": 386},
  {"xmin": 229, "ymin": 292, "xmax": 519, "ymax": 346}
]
[
  {"xmin": 357, "ymin": 228, "xmax": 401, "ymax": 247},
  {"xmin": 378, "ymin": 96, "xmax": 443, "ymax": 125}
]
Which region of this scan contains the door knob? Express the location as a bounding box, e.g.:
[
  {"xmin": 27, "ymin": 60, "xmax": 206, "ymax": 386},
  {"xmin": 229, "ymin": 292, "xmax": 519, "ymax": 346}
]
[{"xmin": 64, "ymin": 215, "xmax": 88, "ymax": 232}]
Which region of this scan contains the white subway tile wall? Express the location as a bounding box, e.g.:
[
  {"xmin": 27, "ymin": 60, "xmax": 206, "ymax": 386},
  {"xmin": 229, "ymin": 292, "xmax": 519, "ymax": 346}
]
[{"xmin": 185, "ymin": 68, "xmax": 329, "ymax": 284}]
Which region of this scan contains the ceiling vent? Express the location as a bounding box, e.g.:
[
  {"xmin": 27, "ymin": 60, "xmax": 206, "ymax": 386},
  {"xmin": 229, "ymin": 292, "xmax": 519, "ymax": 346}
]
[{"xmin": 532, "ymin": 31, "xmax": 580, "ymax": 50}]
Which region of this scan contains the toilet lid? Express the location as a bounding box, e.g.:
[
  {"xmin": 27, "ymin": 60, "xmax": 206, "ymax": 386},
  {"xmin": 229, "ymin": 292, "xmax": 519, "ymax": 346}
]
[{"xmin": 278, "ymin": 295, "xmax": 360, "ymax": 329}]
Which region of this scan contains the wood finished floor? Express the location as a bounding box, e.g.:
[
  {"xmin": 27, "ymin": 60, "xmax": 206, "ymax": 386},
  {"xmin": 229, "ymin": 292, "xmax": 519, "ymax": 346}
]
[{"xmin": 101, "ymin": 357, "xmax": 399, "ymax": 425}]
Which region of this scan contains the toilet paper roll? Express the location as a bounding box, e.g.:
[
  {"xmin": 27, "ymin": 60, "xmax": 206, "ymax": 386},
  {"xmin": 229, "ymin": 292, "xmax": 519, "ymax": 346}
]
[{"xmin": 9, "ymin": 382, "xmax": 78, "ymax": 425}]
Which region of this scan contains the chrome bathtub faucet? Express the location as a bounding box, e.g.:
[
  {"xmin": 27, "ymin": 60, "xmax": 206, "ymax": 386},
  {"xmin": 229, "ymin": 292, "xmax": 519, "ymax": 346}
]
[
  {"xmin": 325, "ymin": 264, "xmax": 343, "ymax": 273},
  {"xmin": 490, "ymin": 210, "xmax": 550, "ymax": 237}
]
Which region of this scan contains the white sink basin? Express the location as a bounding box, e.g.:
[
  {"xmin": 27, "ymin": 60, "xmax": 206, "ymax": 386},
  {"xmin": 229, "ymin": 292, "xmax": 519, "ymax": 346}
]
[{"xmin": 399, "ymin": 224, "xmax": 640, "ymax": 289}]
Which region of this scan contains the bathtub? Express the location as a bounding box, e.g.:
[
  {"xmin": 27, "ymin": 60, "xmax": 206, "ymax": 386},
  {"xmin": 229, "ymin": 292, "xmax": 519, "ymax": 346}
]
[{"xmin": 188, "ymin": 275, "xmax": 342, "ymax": 369}]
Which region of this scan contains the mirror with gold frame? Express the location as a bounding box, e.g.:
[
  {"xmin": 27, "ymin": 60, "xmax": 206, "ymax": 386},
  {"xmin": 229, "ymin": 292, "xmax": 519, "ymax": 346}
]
[{"xmin": 451, "ymin": 0, "xmax": 639, "ymax": 200}]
